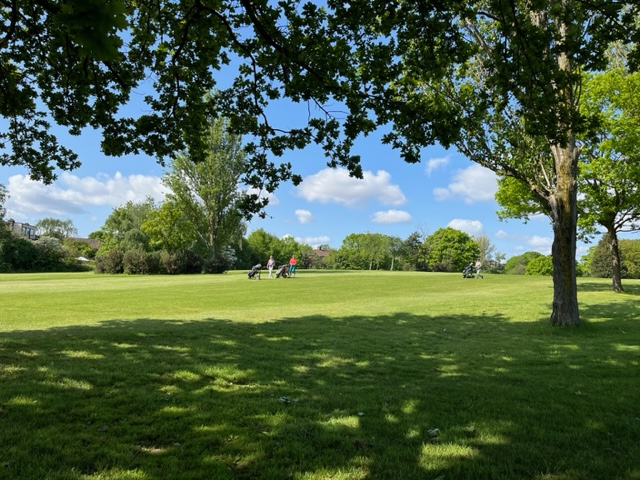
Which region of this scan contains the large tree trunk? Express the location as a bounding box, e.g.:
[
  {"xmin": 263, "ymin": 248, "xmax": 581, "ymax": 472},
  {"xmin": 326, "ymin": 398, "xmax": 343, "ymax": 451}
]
[
  {"xmin": 607, "ymin": 228, "xmax": 624, "ymax": 292},
  {"xmin": 549, "ymin": 144, "xmax": 580, "ymax": 326}
]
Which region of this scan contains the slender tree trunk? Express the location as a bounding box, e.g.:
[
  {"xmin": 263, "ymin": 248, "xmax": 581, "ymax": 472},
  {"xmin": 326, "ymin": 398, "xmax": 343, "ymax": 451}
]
[
  {"xmin": 549, "ymin": 144, "xmax": 580, "ymax": 326},
  {"xmin": 209, "ymin": 215, "xmax": 217, "ymax": 262},
  {"xmin": 607, "ymin": 228, "xmax": 624, "ymax": 292}
]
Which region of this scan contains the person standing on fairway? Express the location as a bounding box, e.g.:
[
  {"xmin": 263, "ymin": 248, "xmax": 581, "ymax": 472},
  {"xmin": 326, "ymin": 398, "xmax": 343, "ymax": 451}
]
[
  {"xmin": 289, "ymin": 255, "xmax": 297, "ymax": 278},
  {"xmin": 475, "ymin": 259, "xmax": 483, "ymax": 279},
  {"xmin": 267, "ymin": 255, "xmax": 276, "ymax": 278}
]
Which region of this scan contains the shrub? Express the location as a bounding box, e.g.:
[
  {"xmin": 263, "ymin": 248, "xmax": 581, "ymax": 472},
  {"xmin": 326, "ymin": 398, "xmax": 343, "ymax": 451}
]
[
  {"xmin": 0, "ymin": 237, "xmax": 42, "ymax": 272},
  {"xmin": 525, "ymin": 255, "xmax": 553, "ymax": 275},
  {"xmin": 95, "ymin": 249, "xmax": 125, "ymax": 274},
  {"xmin": 160, "ymin": 251, "xmax": 180, "ymax": 274},
  {"xmin": 144, "ymin": 251, "xmax": 163, "ymax": 274},
  {"xmin": 505, "ymin": 251, "xmax": 543, "ymax": 275},
  {"xmin": 203, "ymin": 256, "xmax": 228, "ymax": 274},
  {"xmin": 160, "ymin": 250, "xmax": 204, "ymax": 274},
  {"xmin": 123, "ymin": 248, "xmax": 149, "ymax": 274}
]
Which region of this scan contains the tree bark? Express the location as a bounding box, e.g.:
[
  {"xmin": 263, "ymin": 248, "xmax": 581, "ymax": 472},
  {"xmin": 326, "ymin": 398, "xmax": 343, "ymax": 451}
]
[
  {"xmin": 549, "ymin": 144, "xmax": 580, "ymax": 326},
  {"xmin": 608, "ymin": 228, "xmax": 624, "ymax": 292}
]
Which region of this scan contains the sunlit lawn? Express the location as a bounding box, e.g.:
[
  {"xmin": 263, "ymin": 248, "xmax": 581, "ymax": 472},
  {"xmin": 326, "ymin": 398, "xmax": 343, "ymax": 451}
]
[{"xmin": 1, "ymin": 270, "xmax": 639, "ymax": 479}]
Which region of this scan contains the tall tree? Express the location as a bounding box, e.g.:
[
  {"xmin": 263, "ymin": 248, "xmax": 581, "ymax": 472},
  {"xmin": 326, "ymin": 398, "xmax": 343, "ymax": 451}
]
[
  {"xmin": 360, "ymin": 233, "xmax": 389, "ymax": 270},
  {"xmin": 496, "ymin": 68, "xmax": 640, "ymax": 292},
  {"xmin": 0, "ymin": 184, "xmax": 8, "ymax": 239},
  {"xmin": 577, "ymin": 68, "xmax": 640, "ymax": 292},
  {"xmin": 417, "ymin": 4, "xmax": 615, "ymax": 325},
  {"xmin": 162, "ymin": 117, "xmax": 246, "ymax": 266},
  {"xmin": 424, "ymin": 227, "xmax": 479, "ymax": 273},
  {"xmin": 35, "ymin": 218, "xmax": 77, "ymax": 240},
  {"xmin": 402, "ymin": 232, "xmax": 426, "ymax": 272},
  {"xmin": 0, "ymin": 184, "xmax": 7, "ymax": 219},
  {"xmin": 387, "ymin": 236, "xmax": 404, "ymax": 271},
  {"xmin": 475, "ymin": 235, "xmax": 497, "ymax": 267}
]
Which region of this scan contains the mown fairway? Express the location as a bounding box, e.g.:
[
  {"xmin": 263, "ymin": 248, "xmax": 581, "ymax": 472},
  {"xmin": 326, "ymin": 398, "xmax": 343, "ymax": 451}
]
[{"xmin": 1, "ymin": 271, "xmax": 639, "ymax": 479}]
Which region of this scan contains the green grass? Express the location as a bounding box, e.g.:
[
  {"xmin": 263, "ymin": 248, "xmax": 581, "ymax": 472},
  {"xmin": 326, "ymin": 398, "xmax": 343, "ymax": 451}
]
[{"xmin": 1, "ymin": 271, "xmax": 639, "ymax": 479}]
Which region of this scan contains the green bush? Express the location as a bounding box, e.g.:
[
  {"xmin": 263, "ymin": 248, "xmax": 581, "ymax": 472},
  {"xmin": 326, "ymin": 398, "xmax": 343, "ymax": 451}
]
[
  {"xmin": 505, "ymin": 251, "xmax": 543, "ymax": 275},
  {"xmin": 159, "ymin": 250, "xmax": 204, "ymax": 274},
  {"xmin": 123, "ymin": 248, "xmax": 150, "ymax": 274},
  {"xmin": 143, "ymin": 251, "xmax": 161, "ymax": 274},
  {"xmin": 203, "ymin": 256, "xmax": 228, "ymax": 274},
  {"xmin": 525, "ymin": 255, "xmax": 553, "ymax": 275},
  {"xmin": 0, "ymin": 237, "xmax": 41, "ymax": 272},
  {"xmin": 95, "ymin": 248, "xmax": 125, "ymax": 274}
]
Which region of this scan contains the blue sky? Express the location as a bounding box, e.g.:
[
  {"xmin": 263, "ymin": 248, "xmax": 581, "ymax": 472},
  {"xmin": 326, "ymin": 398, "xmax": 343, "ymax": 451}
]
[
  {"xmin": 1, "ymin": 68, "xmax": 602, "ymax": 262},
  {"xmin": 1, "ymin": 114, "xmax": 572, "ymax": 261}
]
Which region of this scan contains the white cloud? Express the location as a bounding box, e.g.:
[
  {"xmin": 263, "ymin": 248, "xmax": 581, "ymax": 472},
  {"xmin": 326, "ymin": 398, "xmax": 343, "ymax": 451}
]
[
  {"xmin": 433, "ymin": 164, "xmax": 497, "ymax": 204},
  {"xmin": 433, "ymin": 187, "xmax": 452, "ymax": 202},
  {"xmin": 371, "ymin": 209, "xmax": 412, "ymax": 224},
  {"xmin": 297, "ymin": 168, "xmax": 406, "ymax": 207},
  {"xmin": 295, "ymin": 235, "xmax": 331, "ymax": 247},
  {"xmin": 495, "ymin": 230, "xmax": 529, "ymax": 241},
  {"xmin": 295, "ymin": 209, "xmax": 314, "ymax": 224},
  {"xmin": 576, "ymin": 243, "xmax": 590, "ymax": 258},
  {"xmin": 495, "ymin": 229, "xmax": 553, "ymax": 255},
  {"xmin": 425, "ymin": 156, "xmax": 449, "ymax": 176},
  {"xmin": 448, "ymin": 219, "xmax": 484, "ymax": 236},
  {"xmin": 4, "ymin": 172, "xmax": 168, "ymax": 218},
  {"xmin": 246, "ymin": 186, "xmax": 279, "ymax": 206},
  {"xmin": 527, "ymin": 235, "xmax": 553, "ymax": 254}
]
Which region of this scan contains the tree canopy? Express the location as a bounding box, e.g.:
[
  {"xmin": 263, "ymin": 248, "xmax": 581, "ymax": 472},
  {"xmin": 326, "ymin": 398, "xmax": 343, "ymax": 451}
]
[
  {"xmin": 496, "ymin": 67, "xmax": 640, "ymax": 292},
  {"xmin": 577, "ymin": 68, "xmax": 640, "ymax": 291},
  {"xmin": 423, "ymin": 227, "xmax": 480, "ymax": 273},
  {"xmin": 35, "ymin": 217, "xmax": 77, "ymax": 240}
]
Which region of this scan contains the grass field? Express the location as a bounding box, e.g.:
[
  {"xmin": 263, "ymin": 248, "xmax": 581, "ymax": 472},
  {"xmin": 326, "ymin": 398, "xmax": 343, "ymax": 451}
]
[{"xmin": 1, "ymin": 270, "xmax": 639, "ymax": 479}]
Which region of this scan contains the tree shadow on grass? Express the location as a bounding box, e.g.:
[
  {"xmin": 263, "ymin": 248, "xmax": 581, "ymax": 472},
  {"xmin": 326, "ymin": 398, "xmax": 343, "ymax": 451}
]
[
  {"xmin": 1, "ymin": 312, "xmax": 639, "ymax": 479},
  {"xmin": 579, "ymin": 280, "xmax": 640, "ymax": 295}
]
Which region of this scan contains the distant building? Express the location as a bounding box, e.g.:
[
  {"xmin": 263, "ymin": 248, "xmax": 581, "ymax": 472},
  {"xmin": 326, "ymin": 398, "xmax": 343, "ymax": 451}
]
[
  {"xmin": 313, "ymin": 245, "xmax": 331, "ymax": 259},
  {"xmin": 70, "ymin": 237, "xmax": 102, "ymax": 250},
  {"xmin": 5, "ymin": 219, "xmax": 38, "ymax": 240}
]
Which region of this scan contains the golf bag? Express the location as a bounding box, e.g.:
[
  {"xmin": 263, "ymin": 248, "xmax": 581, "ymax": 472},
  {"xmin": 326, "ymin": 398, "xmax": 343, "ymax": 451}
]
[
  {"xmin": 248, "ymin": 263, "xmax": 262, "ymax": 279},
  {"xmin": 462, "ymin": 263, "xmax": 475, "ymax": 278},
  {"xmin": 275, "ymin": 264, "xmax": 289, "ymax": 278}
]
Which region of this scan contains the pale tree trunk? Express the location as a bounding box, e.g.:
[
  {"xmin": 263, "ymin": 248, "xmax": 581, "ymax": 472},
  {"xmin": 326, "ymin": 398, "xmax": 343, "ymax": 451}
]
[
  {"xmin": 549, "ymin": 144, "xmax": 580, "ymax": 326},
  {"xmin": 547, "ymin": 11, "xmax": 580, "ymax": 326}
]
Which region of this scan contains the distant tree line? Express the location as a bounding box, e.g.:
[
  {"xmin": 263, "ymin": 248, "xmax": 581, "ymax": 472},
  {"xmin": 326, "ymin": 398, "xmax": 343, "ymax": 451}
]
[
  {"xmin": 502, "ymin": 236, "xmax": 640, "ymax": 280},
  {"xmin": 581, "ymin": 235, "xmax": 640, "ymax": 280},
  {"xmin": 0, "ymin": 213, "xmax": 94, "ymax": 273},
  {"xmin": 318, "ymin": 228, "xmax": 506, "ymax": 274}
]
